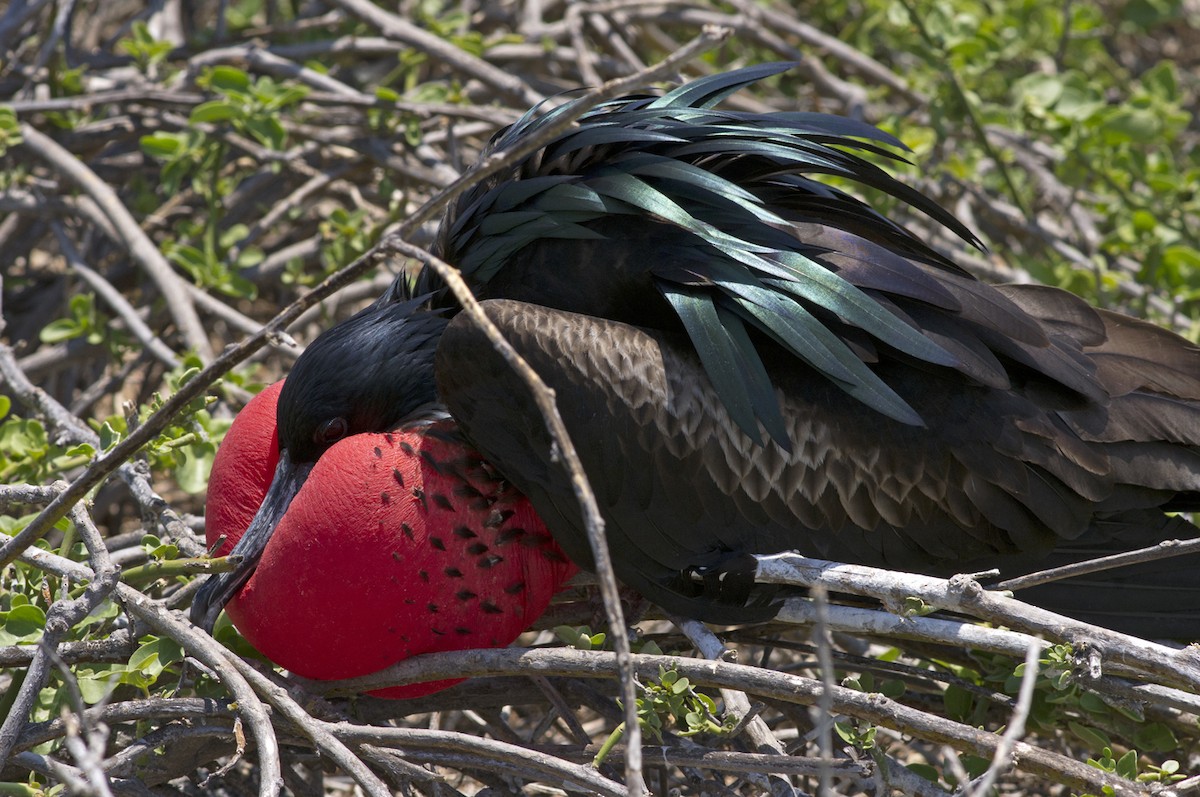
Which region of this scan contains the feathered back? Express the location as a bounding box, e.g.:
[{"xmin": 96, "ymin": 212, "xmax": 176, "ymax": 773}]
[{"xmin": 420, "ymin": 64, "xmax": 1102, "ymax": 450}]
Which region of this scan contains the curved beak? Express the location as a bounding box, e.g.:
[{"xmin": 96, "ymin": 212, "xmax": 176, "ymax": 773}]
[{"xmin": 190, "ymin": 449, "xmax": 313, "ymax": 632}]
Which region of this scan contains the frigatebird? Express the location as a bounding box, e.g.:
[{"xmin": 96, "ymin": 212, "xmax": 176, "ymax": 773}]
[
  {"xmin": 200, "ymin": 377, "xmax": 576, "ymax": 698},
  {"xmin": 194, "ymin": 64, "xmax": 1200, "ymax": 670}
]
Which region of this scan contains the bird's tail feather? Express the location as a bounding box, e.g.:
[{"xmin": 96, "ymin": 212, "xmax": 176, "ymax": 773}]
[{"xmin": 1007, "ymin": 511, "xmax": 1200, "ymax": 639}]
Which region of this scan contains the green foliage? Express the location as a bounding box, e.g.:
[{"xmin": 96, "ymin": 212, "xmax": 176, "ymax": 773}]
[
  {"xmin": 553, "ymin": 624, "xmax": 607, "ymax": 651},
  {"xmin": 38, "ymin": 293, "xmax": 107, "ymax": 345},
  {"xmin": 594, "ymin": 667, "xmax": 734, "ymax": 766},
  {"xmin": 806, "ymin": 0, "xmax": 1200, "ymax": 326},
  {"xmin": 318, "ymin": 207, "xmax": 377, "ymax": 272},
  {"xmin": 118, "ymin": 21, "xmax": 175, "ymax": 75},
  {"xmin": 193, "ymin": 65, "xmax": 309, "ymax": 150},
  {"xmin": 0, "ymin": 106, "xmax": 20, "ymax": 157},
  {"xmin": 1087, "ymin": 745, "xmax": 1184, "ymax": 785},
  {"xmin": 73, "ymin": 636, "xmax": 185, "ymax": 704},
  {"xmin": 636, "ymin": 667, "xmax": 731, "ymax": 741},
  {"xmin": 139, "ymin": 65, "xmax": 311, "ymax": 297}
]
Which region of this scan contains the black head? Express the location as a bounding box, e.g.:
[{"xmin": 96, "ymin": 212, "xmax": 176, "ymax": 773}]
[
  {"xmin": 191, "ymin": 296, "xmax": 449, "ymax": 631},
  {"xmin": 277, "ymin": 296, "xmax": 450, "ymax": 463}
]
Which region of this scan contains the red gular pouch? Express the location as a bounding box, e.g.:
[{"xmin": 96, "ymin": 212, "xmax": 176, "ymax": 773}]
[{"xmin": 204, "ymin": 381, "xmax": 577, "ymax": 698}]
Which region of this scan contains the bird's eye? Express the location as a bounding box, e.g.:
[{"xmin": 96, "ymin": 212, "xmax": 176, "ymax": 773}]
[{"xmin": 314, "ymin": 417, "xmax": 349, "ymax": 447}]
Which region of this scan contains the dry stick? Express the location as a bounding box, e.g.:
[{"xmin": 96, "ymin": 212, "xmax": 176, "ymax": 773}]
[
  {"xmin": 219, "ymin": 659, "xmax": 393, "ymax": 797},
  {"xmin": 17, "ymin": 545, "xmax": 284, "ymax": 797},
  {"xmin": 0, "ymin": 504, "xmax": 121, "ymax": 770},
  {"xmin": 729, "ymin": 0, "xmax": 922, "ymax": 103},
  {"xmin": 992, "ymin": 537, "xmax": 1200, "ymax": 592},
  {"xmin": 811, "ymin": 584, "xmax": 836, "ymax": 797},
  {"xmin": 0, "ymin": 631, "xmax": 135, "ymax": 668},
  {"xmin": 0, "ymin": 188, "xmax": 119, "ymax": 241},
  {"xmin": 0, "ymin": 233, "xmax": 370, "ymax": 568},
  {"xmin": 558, "ymin": 747, "xmax": 875, "ymax": 782},
  {"xmin": 17, "ymin": 124, "xmax": 212, "ymax": 360},
  {"xmin": 966, "ymin": 640, "xmax": 1040, "ymax": 797},
  {"xmin": 1163, "ymin": 776, "xmax": 1200, "ymax": 797},
  {"xmin": 16, "ymin": 698, "xmax": 233, "ymax": 752},
  {"xmin": 60, "ymin": 710, "xmax": 114, "ymax": 797},
  {"xmin": 10, "ymin": 750, "xmax": 103, "ymax": 795},
  {"xmin": 325, "ymin": 725, "xmax": 628, "ymax": 797},
  {"xmin": 326, "ymin": 647, "xmax": 1144, "ymax": 796},
  {"xmin": 186, "ymin": 44, "xmax": 374, "ymax": 102},
  {"xmin": 673, "ymin": 617, "xmax": 798, "ymax": 797},
  {"xmin": 755, "ymin": 554, "xmax": 1200, "ymax": 692},
  {"xmin": 5, "ymin": 87, "xmax": 205, "ymax": 113},
  {"xmin": 326, "ymin": 0, "xmax": 544, "ymax": 107},
  {"xmin": 529, "ymin": 675, "xmax": 593, "ymax": 746},
  {"xmin": 50, "ymin": 223, "xmax": 181, "ymax": 370},
  {"xmin": 565, "ymin": 3, "xmax": 603, "ymax": 87},
  {"xmin": 587, "ymin": 12, "xmax": 648, "ymax": 73},
  {"xmin": 231, "ymin": 165, "xmax": 354, "ymax": 258}
]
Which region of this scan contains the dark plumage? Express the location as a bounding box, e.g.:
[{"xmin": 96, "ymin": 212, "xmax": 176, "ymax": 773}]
[{"xmin": 203, "ymin": 64, "xmax": 1200, "ymax": 637}]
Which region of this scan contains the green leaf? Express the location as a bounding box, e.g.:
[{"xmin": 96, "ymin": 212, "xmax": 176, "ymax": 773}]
[
  {"xmin": 129, "ymin": 637, "xmax": 185, "ymax": 679},
  {"xmin": 64, "ymin": 443, "xmax": 95, "ymax": 458},
  {"xmin": 1116, "ymin": 749, "xmax": 1138, "ymax": 780},
  {"xmin": 1134, "ymin": 722, "xmax": 1178, "ymax": 753},
  {"xmin": 206, "ymin": 65, "xmax": 251, "ymax": 94},
  {"xmin": 4, "ymin": 604, "xmax": 46, "ymax": 638},
  {"xmin": 1014, "ymin": 73, "xmax": 1063, "ymax": 112},
  {"xmin": 1102, "ymin": 107, "xmax": 1162, "ymax": 144},
  {"xmin": 140, "ymin": 132, "xmax": 184, "ymax": 159},
  {"xmin": 190, "ymin": 100, "xmax": 241, "ymax": 124},
  {"xmin": 1078, "ymin": 690, "xmax": 1109, "ymax": 714},
  {"xmin": 76, "ymin": 670, "xmax": 119, "ymax": 704},
  {"xmin": 1069, "ymin": 721, "xmax": 1110, "ymax": 751},
  {"xmin": 0, "ymin": 105, "xmax": 22, "ymax": 156},
  {"xmin": 0, "ymin": 395, "xmax": 9, "ymax": 419},
  {"xmin": 38, "ymin": 318, "xmax": 81, "ymax": 343},
  {"xmin": 906, "ymin": 763, "xmax": 940, "ymax": 783},
  {"xmin": 942, "ymin": 684, "xmax": 973, "ymax": 720},
  {"xmin": 98, "ymin": 421, "xmax": 122, "ymax": 451},
  {"xmin": 1142, "ymin": 61, "xmax": 1179, "ymax": 101},
  {"xmin": 1163, "ymin": 244, "xmax": 1200, "ymax": 271},
  {"xmin": 243, "ymin": 115, "xmax": 286, "ymax": 150}
]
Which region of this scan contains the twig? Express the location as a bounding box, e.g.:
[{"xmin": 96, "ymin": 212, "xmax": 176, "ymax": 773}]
[
  {"xmin": 323, "ymin": 646, "xmax": 1146, "ymax": 796},
  {"xmin": 220, "ymin": 658, "xmax": 392, "ymax": 797},
  {"xmin": 755, "ymin": 554, "xmax": 1200, "ymax": 692},
  {"xmin": 0, "ymin": 504, "xmax": 121, "ymax": 770},
  {"xmin": 17, "ymin": 546, "xmax": 284, "ymax": 797},
  {"xmin": 327, "ymin": 724, "xmax": 630, "ymax": 797},
  {"xmin": 50, "ymin": 222, "xmax": 181, "ymax": 370},
  {"xmin": 17, "ymin": 124, "xmax": 212, "ymax": 360},
  {"xmin": 965, "ymin": 639, "xmax": 1040, "ymax": 796},
  {"xmin": 673, "ymin": 617, "xmax": 797, "ymax": 796},
  {"xmin": 993, "ymin": 537, "xmax": 1200, "ymax": 592},
  {"xmin": 185, "ymin": 44, "xmax": 374, "ymax": 101},
  {"xmin": 326, "ymin": 0, "xmax": 544, "ymax": 106},
  {"xmin": 0, "ymin": 340, "xmax": 205, "ymax": 561}
]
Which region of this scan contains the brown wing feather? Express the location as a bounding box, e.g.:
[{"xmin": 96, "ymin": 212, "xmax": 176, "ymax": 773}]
[{"xmin": 436, "ymin": 298, "xmax": 1200, "ymax": 624}]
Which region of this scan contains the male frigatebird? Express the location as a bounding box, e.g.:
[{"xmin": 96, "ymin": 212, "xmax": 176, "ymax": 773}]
[
  {"xmin": 194, "ymin": 64, "xmax": 1200, "ymax": 684},
  {"xmin": 201, "ymin": 374, "xmax": 576, "ymax": 698}
]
